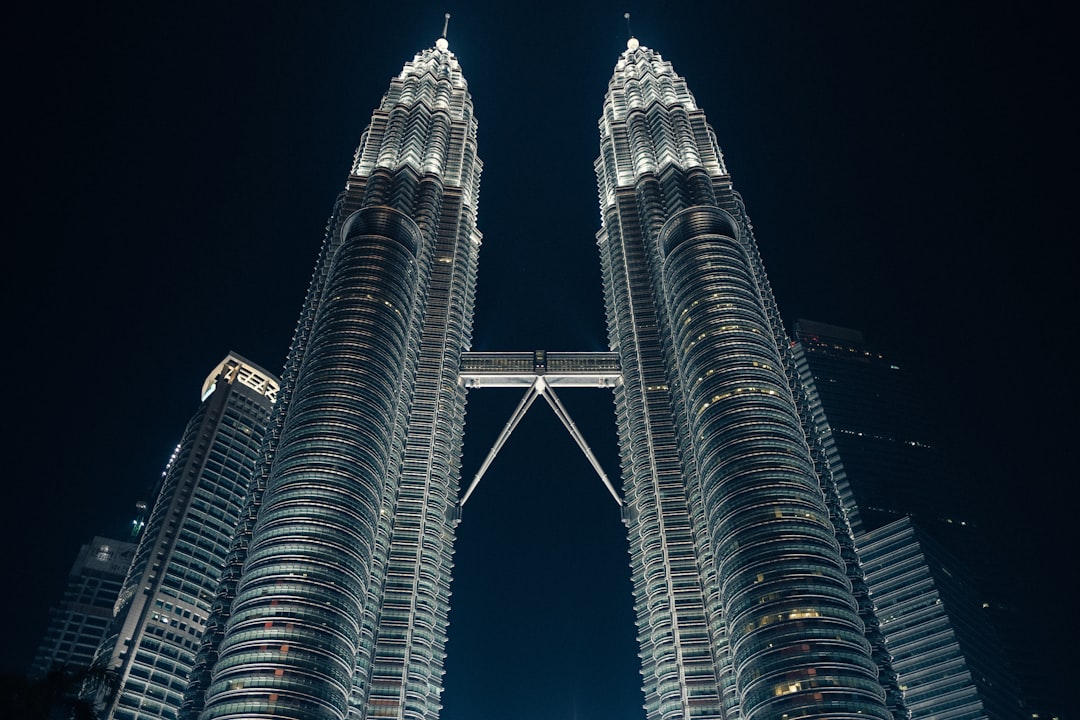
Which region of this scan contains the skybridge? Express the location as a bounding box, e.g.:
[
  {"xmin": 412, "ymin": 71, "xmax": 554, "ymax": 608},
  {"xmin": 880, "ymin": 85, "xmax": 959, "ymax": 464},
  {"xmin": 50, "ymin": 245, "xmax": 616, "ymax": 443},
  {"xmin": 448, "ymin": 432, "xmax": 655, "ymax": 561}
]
[{"xmin": 458, "ymin": 351, "xmax": 623, "ymax": 508}]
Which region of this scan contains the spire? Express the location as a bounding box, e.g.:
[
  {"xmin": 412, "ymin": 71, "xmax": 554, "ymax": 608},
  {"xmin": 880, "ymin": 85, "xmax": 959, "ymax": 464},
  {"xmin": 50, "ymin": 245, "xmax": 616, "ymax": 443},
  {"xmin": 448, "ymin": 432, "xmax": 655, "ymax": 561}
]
[
  {"xmin": 624, "ymin": 12, "xmax": 639, "ymax": 50},
  {"xmin": 436, "ymin": 12, "xmax": 450, "ymax": 51}
]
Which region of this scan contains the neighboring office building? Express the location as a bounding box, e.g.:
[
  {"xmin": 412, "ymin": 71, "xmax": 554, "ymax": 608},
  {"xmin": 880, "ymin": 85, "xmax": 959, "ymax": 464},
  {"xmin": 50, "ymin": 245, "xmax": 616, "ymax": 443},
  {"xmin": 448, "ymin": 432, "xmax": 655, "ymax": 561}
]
[
  {"xmin": 95, "ymin": 353, "xmax": 278, "ymax": 720},
  {"xmin": 183, "ymin": 33, "xmax": 900, "ymax": 720},
  {"xmin": 791, "ymin": 320, "xmax": 1029, "ymax": 719},
  {"xmin": 790, "ymin": 319, "xmax": 962, "ymax": 538},
  {"xmin": 29, "ymin": 537, "xmax": 136, "ymax": 678},
  {"xmin": 860, "ymin": 518, "xmax": 1025, "ymax": 720}
]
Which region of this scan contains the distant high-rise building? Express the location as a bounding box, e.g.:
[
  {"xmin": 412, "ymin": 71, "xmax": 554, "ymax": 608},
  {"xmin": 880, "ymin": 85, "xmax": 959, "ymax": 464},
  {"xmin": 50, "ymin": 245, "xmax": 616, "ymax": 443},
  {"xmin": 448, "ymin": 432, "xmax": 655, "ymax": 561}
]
[
  {"xmin": 181, "ymin": 32, "xmax": 905, "ymax": 720},
  {"xmin": 30, "ymin": 537, "xmax": 136, "ymax": 678},
  {"xmin": 95, "ymin": 353, "xmax": 278, "ymax": 720},
  {"xmin": 791, "ymin": 320, "xmax": 1030, "ymax": 718},
  {"xmin": 859, "ymin": 518, "xmax": 1026, "ymax": 720},
  {"xmin": 790, "ymin": 320, "xmax": 963, "ymax": 538}
]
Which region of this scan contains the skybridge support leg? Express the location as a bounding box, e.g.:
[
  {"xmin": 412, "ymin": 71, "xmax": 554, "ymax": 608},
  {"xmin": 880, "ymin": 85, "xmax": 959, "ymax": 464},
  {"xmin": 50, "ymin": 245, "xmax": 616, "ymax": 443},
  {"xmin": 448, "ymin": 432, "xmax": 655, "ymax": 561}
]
[
  {"xmin": 460, "ymin": 384, "xmax": 542, "ymax": 507},
  {"xmin": 457, "ymin": 377, "xmax": 626, "ymax": 511},
  {"xmin": 539, "ymin": 382, "xmax": 623, "ymax": 507}
]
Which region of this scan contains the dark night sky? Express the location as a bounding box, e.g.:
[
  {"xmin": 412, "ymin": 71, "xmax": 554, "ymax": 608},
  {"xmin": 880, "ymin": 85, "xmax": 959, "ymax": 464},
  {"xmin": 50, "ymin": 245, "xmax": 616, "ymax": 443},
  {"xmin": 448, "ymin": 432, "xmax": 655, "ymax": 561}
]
[{"xmin": 4, "ymin": 2, "xmax": 1076, "ymax": 717}]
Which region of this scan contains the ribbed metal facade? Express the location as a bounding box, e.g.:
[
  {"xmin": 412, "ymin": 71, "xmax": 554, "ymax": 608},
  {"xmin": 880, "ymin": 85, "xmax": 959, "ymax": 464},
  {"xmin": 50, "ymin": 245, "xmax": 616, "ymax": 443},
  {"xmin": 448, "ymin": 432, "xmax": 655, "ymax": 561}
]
[
  {"xmin": 183, "ymin": 39, "xmax": 481, "ymax": 720},
  {"xmin": 96, "ymin": 353, "xmax": 278, "ymax": 720},
  {"xmin": 595, "ymin": 40, "xmax": 894, "ymax": 720}
]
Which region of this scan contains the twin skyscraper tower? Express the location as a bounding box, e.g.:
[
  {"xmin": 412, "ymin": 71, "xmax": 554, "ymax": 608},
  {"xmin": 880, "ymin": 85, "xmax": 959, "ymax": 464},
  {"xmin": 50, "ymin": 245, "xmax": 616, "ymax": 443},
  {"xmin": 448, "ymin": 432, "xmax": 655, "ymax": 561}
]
[{"xmin": 172, "ymin": 33, "xmax": 902, "ymax": 720}]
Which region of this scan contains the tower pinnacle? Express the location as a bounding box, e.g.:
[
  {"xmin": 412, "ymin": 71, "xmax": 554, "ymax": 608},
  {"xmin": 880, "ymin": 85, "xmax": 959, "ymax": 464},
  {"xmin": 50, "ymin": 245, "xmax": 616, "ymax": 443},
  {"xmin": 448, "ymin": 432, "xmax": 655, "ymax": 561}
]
[
  {"xmin": 437, "ymin": 12, "xmax": 451, "ymax": 50},
  {"xmin": 624, "ymin": 13, "xmax": 639, "ymax": 50}
]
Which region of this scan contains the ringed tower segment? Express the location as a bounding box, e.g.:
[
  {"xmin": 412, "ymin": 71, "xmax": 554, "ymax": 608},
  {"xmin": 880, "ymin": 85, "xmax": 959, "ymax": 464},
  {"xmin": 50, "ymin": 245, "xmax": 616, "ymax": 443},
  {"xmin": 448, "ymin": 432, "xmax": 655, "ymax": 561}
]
[{"xmin": 595, "ymin": 38, "xmax": 892, "ymax": 720}]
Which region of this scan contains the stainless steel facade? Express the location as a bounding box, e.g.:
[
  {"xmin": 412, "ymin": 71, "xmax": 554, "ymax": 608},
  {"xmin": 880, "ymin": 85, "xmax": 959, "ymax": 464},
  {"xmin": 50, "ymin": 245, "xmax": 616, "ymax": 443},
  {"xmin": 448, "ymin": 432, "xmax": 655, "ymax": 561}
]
[
  {"xmin": 184, "ymin": 38, "xmax": 481, "ymax": 720},
  {"xmin": 595, "ymin": 40, "xmax": 895, "ymax": 720}
]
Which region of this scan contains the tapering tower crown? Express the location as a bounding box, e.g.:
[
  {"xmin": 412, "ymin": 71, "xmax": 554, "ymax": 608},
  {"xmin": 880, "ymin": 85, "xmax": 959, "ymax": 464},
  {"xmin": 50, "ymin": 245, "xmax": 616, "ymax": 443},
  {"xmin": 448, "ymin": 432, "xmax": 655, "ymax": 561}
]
[
  {"xmin": 597, "ymin": 40, "xmax": 727, "ymax": 197},
  {"xmin": 352, "ymin": 41, "xmax": 481, "ymax": 208}
]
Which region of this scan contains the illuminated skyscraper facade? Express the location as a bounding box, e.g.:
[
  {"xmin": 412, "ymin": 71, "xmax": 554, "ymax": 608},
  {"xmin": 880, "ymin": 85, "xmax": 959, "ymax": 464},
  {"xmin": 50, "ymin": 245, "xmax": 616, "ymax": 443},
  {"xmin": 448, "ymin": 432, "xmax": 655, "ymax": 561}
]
[
  {"xmin": 179, "ymin": 33, "xmax": 906, "ymax": 720},
  {"xmin": 184, "ymin": 34, "xmax": 481, "ymax": 720},
  {"xmin": 595, "ymin": 40, "xmax": 896, "ymax": 720},
  {"xmin": 97, "ymin": 354, "xmax": 279, "ymax": 720}
]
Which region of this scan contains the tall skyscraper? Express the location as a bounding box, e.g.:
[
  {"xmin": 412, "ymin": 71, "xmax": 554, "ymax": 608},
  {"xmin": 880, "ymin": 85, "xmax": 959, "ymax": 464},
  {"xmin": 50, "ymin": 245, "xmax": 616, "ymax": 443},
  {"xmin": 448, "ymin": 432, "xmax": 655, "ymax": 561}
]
[
  {"xmin": 184, "ymin": 31, "xmax": 481, "ymax": 720},
  {"xmin": 594, "ymin": 39, "xmax": 895, "ymax": 720},
  {"xmin": 181, "ymin": 33, "xmax": 901, "ymax": 720},
  {"xmin": 30, "ymin": 537, "xmax": 136, "ymax": 678},
  {"xmin": 95, "ymin": 353, "xmax": 279, "ymax": 720}
]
